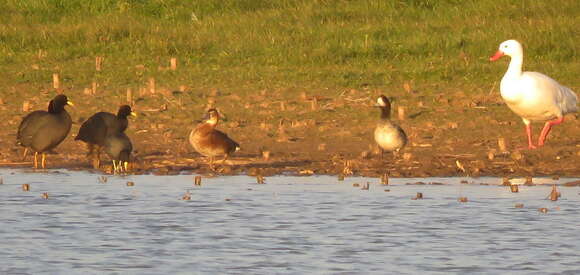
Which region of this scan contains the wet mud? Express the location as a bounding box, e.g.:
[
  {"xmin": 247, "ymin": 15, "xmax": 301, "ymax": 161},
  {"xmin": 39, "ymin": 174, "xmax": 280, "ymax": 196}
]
[{"xmin": 1, "ymin": 88, "xmax": 578, "ymax": 177}]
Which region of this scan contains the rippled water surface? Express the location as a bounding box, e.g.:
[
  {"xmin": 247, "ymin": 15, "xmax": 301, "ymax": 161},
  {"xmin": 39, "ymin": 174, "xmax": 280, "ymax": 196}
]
[{"xmin": 1, "ymin": 169, "xmax": 579, "ymax": 274}]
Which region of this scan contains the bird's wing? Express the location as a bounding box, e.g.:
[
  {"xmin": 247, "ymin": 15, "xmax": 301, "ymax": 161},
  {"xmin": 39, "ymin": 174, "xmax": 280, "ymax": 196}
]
[
  {"xmin": 17, "ymin": 111, "xmax": 51, "ymax": 144},
  {"xmin": 76, "ymin": 113, "xmax": 108, "ymax": 142}
]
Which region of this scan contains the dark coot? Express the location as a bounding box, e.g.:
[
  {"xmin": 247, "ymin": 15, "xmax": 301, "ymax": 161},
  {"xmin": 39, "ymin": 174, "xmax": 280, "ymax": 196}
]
[
  {"xmin": 75, "ymin": 105, "xmax": 136, "ymax": 168},
  {"xmin": 17, "ymin": 94, "xmax": 73, "ymax": 168},
  {"xmin": 103, "ymin": 132, "xmax": 133, "ymax": 173}
]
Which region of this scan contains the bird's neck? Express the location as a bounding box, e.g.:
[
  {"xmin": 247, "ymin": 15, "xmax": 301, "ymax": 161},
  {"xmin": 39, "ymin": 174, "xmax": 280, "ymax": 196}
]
[
  {"xmin": 197, "ymin": 121, "xmax": 216, "ymax": 132},
  {"xmin": 505, "ymin": 54, "xmax": 523, "ymax": 79},
  {"xmin": 206, "ymin": 117, "xmax": 218, "ymax": 127},
  {"xmin": 380, "ymin": 106, "xmax": 391, "ymax": 120},
  {"xmin": 48, "ymin": 101, "xmax": 64, "ymax": 113}
]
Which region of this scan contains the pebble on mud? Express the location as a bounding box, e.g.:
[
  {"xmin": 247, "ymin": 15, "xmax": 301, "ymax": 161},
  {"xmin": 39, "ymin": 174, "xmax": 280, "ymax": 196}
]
[
  {"xmin": 514, "ymin": 203, "xmax": 524, "ymax": 208},
  {"xmin": 194, "ymin": 176, "xmax": 202, "ymax": 186},
  {"xmin": 256, "ymin": 175, "xmax": 265, "ymax": 184},
  {"xmin": 41, "ymin": 192, "xmax": 49, "ymax": 199},
  {"xmin": 338, "ymin": 174, "xmax": 345, "ymax": 181},
  {"xmin": 352, "ymin": 183, "xmax": 360, "ymax": 187},
  {"xmin": 22, "ymin": 184, "xmax": 30, "ymax": 191},
  {"xmin": 126, "ymin": 181, "xmax": 135, "ymax": 187},
  {"xmin": 457, "ymin": 197, "xmax": 468, "ymax": 203}
]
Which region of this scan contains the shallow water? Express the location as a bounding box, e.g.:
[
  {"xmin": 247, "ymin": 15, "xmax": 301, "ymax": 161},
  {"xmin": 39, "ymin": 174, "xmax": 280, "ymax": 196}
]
[{"xmin": 0, "ymin": 169, "xmax": 579, "ymax": 274}]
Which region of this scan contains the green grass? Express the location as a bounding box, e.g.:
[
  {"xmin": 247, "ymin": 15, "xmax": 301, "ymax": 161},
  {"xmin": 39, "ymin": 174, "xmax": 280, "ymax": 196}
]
[{"xmin": 0, "ymin": 0, "xmax": 578, "ymax": 94}]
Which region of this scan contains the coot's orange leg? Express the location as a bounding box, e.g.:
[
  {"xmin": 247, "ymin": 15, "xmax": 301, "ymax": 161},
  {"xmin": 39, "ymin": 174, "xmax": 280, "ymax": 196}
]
[
  {"xmin": 33, "ymin": 152, "xmax": 38, "ymax": 169},
  {"xmin": 41, "ymin": 153, "xmax": 46, "ymax": 169}
]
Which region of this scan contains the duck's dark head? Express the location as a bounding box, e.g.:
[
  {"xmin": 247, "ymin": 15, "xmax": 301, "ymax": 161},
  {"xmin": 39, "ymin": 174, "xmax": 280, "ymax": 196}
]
[
  {"xmin": 117, "ymin": 105, "xmax": 137, "ymax": 118},
  {"xmin": 203, "ymin": 108, "xmax": 220, "ymax": 126},
  {"xmin": 375, "ymin": 95, "xmax": 391, "ymax": 119},
  {"xmin": 48, "ymin": 94, "xmax": 73, "ymax": 113}
]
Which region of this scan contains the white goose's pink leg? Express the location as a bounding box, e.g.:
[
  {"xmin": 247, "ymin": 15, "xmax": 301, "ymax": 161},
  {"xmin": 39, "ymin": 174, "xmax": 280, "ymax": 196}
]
[
  {"xmin": 525, "ymin": 124, "xmax": 537, "ymax": 149},
  {"xmin": 538, "ymin": 117, "xmax": 564, "ymax": 146}
]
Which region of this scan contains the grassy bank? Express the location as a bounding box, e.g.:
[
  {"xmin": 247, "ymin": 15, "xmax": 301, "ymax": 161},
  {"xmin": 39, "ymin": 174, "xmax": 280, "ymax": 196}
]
[{"xmin": 0, "ymin": 0, "xmax": 578, "ymax": 94}]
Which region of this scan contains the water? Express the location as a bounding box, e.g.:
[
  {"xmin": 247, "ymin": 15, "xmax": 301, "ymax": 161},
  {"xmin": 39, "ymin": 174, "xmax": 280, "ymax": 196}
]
[{"xmin": 1, "ymin": 169, "xmax": 579, "ymax": 274}]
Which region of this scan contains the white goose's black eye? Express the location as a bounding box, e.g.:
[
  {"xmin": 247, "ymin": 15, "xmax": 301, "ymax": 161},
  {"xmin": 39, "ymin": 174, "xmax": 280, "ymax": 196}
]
[{"xmin": 503, "ymin": 45, "xmax": 508, "ymax": 48}]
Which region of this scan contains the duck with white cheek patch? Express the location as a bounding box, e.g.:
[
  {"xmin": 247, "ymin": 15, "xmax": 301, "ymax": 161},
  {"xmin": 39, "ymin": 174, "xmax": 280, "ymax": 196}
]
[{"xmin": 374, "ymin": 95, "xmax": 407, "ymax": 159}]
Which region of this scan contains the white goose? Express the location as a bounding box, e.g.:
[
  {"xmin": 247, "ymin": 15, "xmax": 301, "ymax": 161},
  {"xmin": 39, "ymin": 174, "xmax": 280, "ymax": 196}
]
[{"xmin": 490, "ymin": 39, "xmax": 578, "ymax": 149}]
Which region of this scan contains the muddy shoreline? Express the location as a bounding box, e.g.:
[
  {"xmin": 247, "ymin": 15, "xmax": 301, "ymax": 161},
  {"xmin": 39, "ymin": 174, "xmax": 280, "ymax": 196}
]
[
  {"xmin": 1, "ymin": 89, "xmax": 578, "ymax": 178},
  {"xmin": 1, "ymin": 144, "xmax": 578, "ymax": 178}
]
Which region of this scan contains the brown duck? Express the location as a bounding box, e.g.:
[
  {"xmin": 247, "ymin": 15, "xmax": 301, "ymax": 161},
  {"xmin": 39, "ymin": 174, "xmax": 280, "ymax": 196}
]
[{"xmin": 189, "ymin": 109, "xmax": 240, "ymax": 169}]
